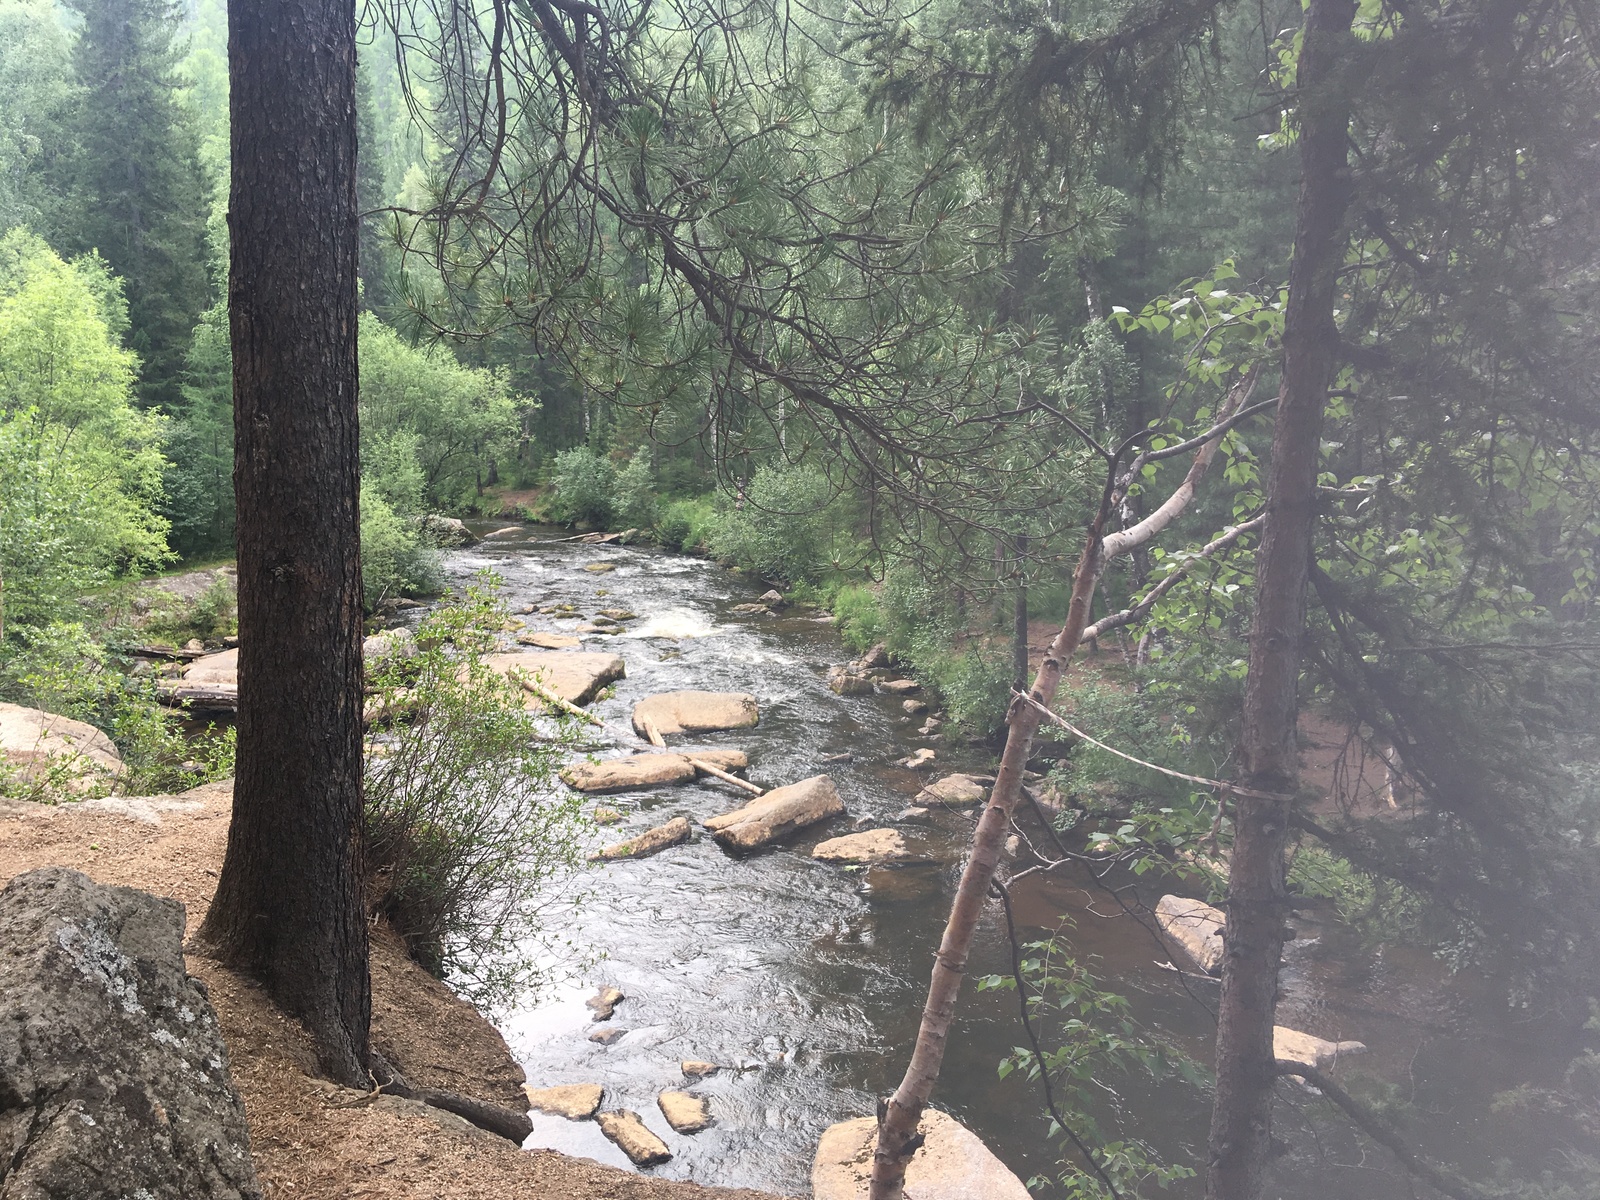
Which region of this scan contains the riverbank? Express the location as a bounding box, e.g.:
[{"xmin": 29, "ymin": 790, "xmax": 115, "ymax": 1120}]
[{"xmin": 0, "ymin": 779, "xmax": 785, "ymax": 1200}]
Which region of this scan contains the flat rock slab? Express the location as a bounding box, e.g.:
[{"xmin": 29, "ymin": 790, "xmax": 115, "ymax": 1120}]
[
  {"xmin": 184, "ymin": 647, "xmax": 239, "ymax": 685},
  {"xmin": 583, "ymin": 562, "xmax": 618, "ymax": 573},
  {"xmin": 0, "ymin": 868, "xmax": 260, "ymax": 1199},
  {"xmin": 632, "ymin": 690, "xmax": 759, "ymax": 738},
  {"xmin": 1156, "ymin": 894, "xmax": 1227, "ymax": 975},
  {"xmin": 562, "ymin": 750, "xmax": 750, "ymax": 793},
  {"xmin": 596, "ymin": 1110, "xmax": 671, "ymax": 1166},
  {"xmin": 898, "ymin": 748, "xmax": 936, "ymax": 770},
  {"xmin": 517, "ymin": 631, "xmax": 582, "ymax": 649},
  {"xmin": 0, "ymin": 703, "xmax": 124, "ymax": 792},
  {"xmin": 523, "ymin": 1082, "xmax": 603, "ymax": 1120},
  {"xmin": 813, "ymin": 829, "xmax": 917, "ymax": 865},
  {"xmin": 1274, "ymin": 1026, "xmax": 1368, "ymax": 1071},
  {"xmin": 483, "ymin": 651, "xmax": 626, "ymax": 707},
  {"xmin": 704, "ymin": 774, "xmax": 845, "ymax": 850},
  {"xmin": 878, "ymin": 678, "xmax": 920, "ymax": 694},
  {"xmin": 590, "ymin": 816, "xmax": 692, "ymax": 862},
  {"xmin": 915, "ymin": 773, "xmax": 990, "ymax": 808},
  {"xmin": 813, "ymin": 1108, "xmax": 1029, "ymax": 1200},
  {"xmin": 658, "ymin": 1090, "xmax": 713, "ymax": 1134}
]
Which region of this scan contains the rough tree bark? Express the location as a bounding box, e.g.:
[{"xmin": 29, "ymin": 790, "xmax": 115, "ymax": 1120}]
[
  {"xmin": 196, "ymin": 0, "xmax": 370, "ymax": 1086},
  {"xmin": 1205, "ymin": 1, "xmax": 1358, "ymax": 1195},
  {"xmin": 869, "ymin": 377, "xmax": 1260, "ymax": 1200}
]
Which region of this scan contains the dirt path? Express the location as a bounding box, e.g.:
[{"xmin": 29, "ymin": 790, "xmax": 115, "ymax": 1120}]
[{"xmin": 0, "ymin": 782, "xmax": 787, "ymax": 1200}]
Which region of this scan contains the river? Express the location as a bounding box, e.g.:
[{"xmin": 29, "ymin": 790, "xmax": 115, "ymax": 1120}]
[{"xmin": 421, "ymin": 525, "xmax": 1566, "ymax": 1198}]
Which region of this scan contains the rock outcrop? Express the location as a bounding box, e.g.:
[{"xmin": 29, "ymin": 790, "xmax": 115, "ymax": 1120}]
[
  {"xmin": 596, "ymin": 1110, "xmax": 671, "ymax": 1166},
  {"xmin": 914, "ymin": 773, "xmax": 991, "ymax": 808},
  {"xmin": 419, "ymin": 514, "xmax": 477, "ymax": 546},
  {"xmin": 483, "ymin": 651, "xmax": 625, "ymax": 707},
  {"xmin": 812, "ymin": 1108, "xmax": 1029, "ymax": 1200},
  {"xmin": 589, "ymin": 817, "xmax": 693, "ymax": 862},
  {"xmin": 631, "ymin": 690, "xmax": 759, "ymax": 737},
  {"xmin": 0, "ymin": 867, "xmax": 261, "ymax": 1199},
  {"xmin": 1155, "ymin": 894, "xmax": 1227, "ymax": 975},
  {"xmin": 658, "ymin": 1091, "xmax": 713, "ymax": 1134},
  {"xmin": 561, "ymin": 750, "xmax": 750, "ymax": 793},
  {"xmin": 1273, "ymin": 1026, "xmax": 1368, "ymax": 1071},
  {"xmin": 0, "ymin": 703, "xmax": 124, "ymax": 794},
  {"xmin": 522, "ymin": 1083, "xmax": 603, "ymax": 1120},
  {"xmin": 703, "ymin": 775, "xmax": 845, "ymax": 850},
  {"xmin": 813, "ymin": 829, "xmax": 918, "ymax": 865}
]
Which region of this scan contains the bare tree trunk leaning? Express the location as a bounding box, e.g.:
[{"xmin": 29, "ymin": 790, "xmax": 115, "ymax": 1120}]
[
  {"xmin": 196, "ymin": 0, "xmax": 371, "ymax": 1086},
  {"xmin": 868, "ymin": 379, "xmax": 1258, "ymax": 1200},
  {"xmin": 1205, "ymin": 1, "xmax": 1358, "ymax": 1195}
]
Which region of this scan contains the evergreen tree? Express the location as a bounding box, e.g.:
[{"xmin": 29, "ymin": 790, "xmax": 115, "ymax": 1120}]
[
  {"xmin": 57, "ymin": 0, "xmax": 211, "ymax": 411},
  {"xmin": 0, "ymin": 0, "xmax": 77, "ymax": 237}
]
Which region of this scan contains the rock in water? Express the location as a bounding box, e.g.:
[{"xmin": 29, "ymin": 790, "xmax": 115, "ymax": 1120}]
[
  {"xmin": 588, "ymin": 1027, "xmax": 626, "ymax": 1045},
  {"xmin": 1273, "ymin": 1026, "xmax": 1368, "ymax": 1072},
  {"xmin": 362, "ymin": 627, "xmax": 416, "ymax": 666},
  {"xmin": 0, "ymin": 867, "xmax": 261, "ymax": 1199},
  {"xmin": 759, "ymin": 590, "xmax": 786, "ymax": 607},
  {"xmin": 419, "ymin": 514, "xmax": 477, "ymax": 546},
  {"xmin": 658, "ymin": 1090, "xmax": 713, "ymax": 1134},
  {"xmin": 523, "ymin": 1083, "xmax": 603, "ymax": 1119},
  {"xmin": 681, "ymin": 1060, "xmax": 719, "ymax": 1079},
  {"xmin": 914, "ymin": 773, "xmax": 990, "ymax": 808},
  {"xmin": 561, "ymin": 750, "xmax": 749, "ymax": 793},
  {"xmin": 589, "ymin": 817, "xmax": 693, "ymax": 862},
  {"xmin": 813, "ymin": 829, "xmax": 918, "ymax": 865},
  {"xmin": 631, "ymin": 690, "xmax": 759, "ymax": 737},
  {"xmin": 596, "ymin": 1110, "xmax": 672, "ymax": 1166},
  {"xmin": 703, "ymin": 775, "xmax": 845, "ymax": 850},
  {"xmin": 897, "ymin": 747, "xmax": 936, "ymax": 770},
  {"xmin": 586, "ymin": 985, "xmax": 625, "ymax": 1021},
  {"xmin": 857, "ymin": 643, "xmax": 890, "ymax": 670},
  {"xmin": 482, "ymin": 651, "xmax": 625, "ymax": 707},
  {"xmin": 812, "ymin": 1108, "xmax": 1029, "ymax": 1200},
  {"xmin": 878, "ymin": 678, "xmax": 921, "ymax": 694},
  {"xmin": 826, "ymin": 666, "xmax": 874, "ymax": 696},
  {"xmin": 0, "ymin": 703, "xmax": 124, "ymax": 794},
  {"xmin": 1155, "ymin": 894, "xmax": 1227, "ymax": 975},
  {"xmin": 516, "ymin": 631, "xmax": 582, "ymax": 650}
]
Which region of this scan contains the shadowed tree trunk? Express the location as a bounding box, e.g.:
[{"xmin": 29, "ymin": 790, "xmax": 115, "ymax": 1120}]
[
  {"xmin": 1205, "ymin": 0, "xmax": 1358, "ymax": 1194},
  {"xmin": 196, "ymin": 0, "xmax": 370, "ymax": 1086}
]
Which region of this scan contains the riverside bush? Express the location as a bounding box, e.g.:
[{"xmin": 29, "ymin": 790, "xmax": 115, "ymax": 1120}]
[
  {"xmin": 708, "ymin": 463, "xmax": 855, "ymax": 584},
  {"xmin": 548, "ymin": 445, "xmax": 616, "ymax": 527},
  {"xmin": 359, "ymin": 482, "xmax": 442, "ymax": 609},
  {"xmin": 612, "ymin": 450, "xmax": 656, "ymax": 530},
  {"xmin": 655, "ymin": 495, "xmax": 716, "ymax": 552},
  {"xmin": 363, "ymin": 576, "xmax": 589, "ymax": 1005}
]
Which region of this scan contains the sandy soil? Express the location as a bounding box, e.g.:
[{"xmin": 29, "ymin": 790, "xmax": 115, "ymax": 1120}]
[{"xmin": 0, "ymin": 781, "xmax": 784, "ymax": 1200}]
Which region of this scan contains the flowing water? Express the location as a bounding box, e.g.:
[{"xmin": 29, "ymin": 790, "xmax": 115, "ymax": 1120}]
[{"xmin": 418, "ymin": 526, "xmax": 1565, "ymax": 1197}]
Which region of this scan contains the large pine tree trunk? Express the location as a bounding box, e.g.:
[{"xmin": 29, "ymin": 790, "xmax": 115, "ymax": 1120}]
[
  {"xmin": 1205, "ymin": 0, "xmax": 1357, "ymax": 1193},
  {"xmin": 196, "ymin": 0, "xmax": 370, "ymax": 1087}
]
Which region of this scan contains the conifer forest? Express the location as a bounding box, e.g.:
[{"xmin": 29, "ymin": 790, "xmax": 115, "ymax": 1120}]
[{"xmin": 1, "ymin": 2, "xmax": 1598, "ymax": 1199}]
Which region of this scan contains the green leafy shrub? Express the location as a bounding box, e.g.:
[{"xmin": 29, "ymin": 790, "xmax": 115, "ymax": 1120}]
[
  {"xmin": 612, "ymin": 450, "xmax": 656, "ymax": 530},
  {"xmin": 831, "ymin": 583, "xmax": 886, "ymax": 651},
  {"xmin": 363, "ymin": 576, "xmax": 589, "ymax": 1005},
  {"xmin": 708, "ymin": 463, "xmax": 856, "ymax": 584},
  {"xmin": 359, "ymin": 482, "xmax": 442, "ymax": 608},
  {"xmin": 654, "ymin": 495, "xmax": 716, "ymax": 552},
  {"xmin": 0, "ymin": 621, "xmax": 234, "ymax": 800},
  {"xmin": 548, "ymin": 445, "xmax": 616, "ymax": 527}
]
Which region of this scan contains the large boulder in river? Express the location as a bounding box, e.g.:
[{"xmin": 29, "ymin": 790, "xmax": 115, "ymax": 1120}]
[
  {"xmin": 562, "ymin": 750, "xmax": 750, "ymax": 793},
  {"xmin": 631, "ymin": 690, "xmax": 759, "ymax": 738},
  {"xmin": 1156, "ymin": 894, "xmax": 1226, "ymax": 975},
  {"xmin": 914, "ymin": 773, "xmax": 991, "ymax": 808},
  {"xmin": 0, "ymin": 703, "xmax": 124, "ymax": 795},
  {"xmin": 813, "ymin": 1108, "xmax": 1029, "ymax": 1200},
  {"xmin": 0, "ymin": 867, "xmax": 261, "ymax": 1199},
  {"xmin": 418, "ymin": 513, "xmax": 477, "ymax": 546},
  {"xmin": 483, "ymin": 651, "xmax": 625, "ymax": 707},
  {"xmin": 703, "ymin": 774, "xmax": 844, "ymax": 850},
  {"xmin": 813, "ymin": 829, "xmax": 919, "ymax": 865}
]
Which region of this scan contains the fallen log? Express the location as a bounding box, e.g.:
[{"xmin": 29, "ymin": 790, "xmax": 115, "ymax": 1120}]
[{"xmin": 687, "ymin": 756, "xmax": 763, "ymax": 796}]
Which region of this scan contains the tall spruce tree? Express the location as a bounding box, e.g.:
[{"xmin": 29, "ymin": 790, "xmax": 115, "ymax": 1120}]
[{"xmin": 59, "ymin": 0, "xmax": 210, "ymax": 410}]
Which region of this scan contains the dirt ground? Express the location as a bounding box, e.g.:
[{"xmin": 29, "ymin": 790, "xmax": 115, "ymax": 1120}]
[{"xmin": 0, "ymin": 781, "xmax": 784, "ymax": 1200}]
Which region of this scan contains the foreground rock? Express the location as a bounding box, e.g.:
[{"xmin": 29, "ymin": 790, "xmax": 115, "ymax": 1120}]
[
  {"xmin": 704, "ymin": 775, "xmax": 845, "ymax": 850},
  {"xmin": 658, "ymin": 1091, "xmax": 713, "ymax": 1134},
  {"xmin": 1274, "ymin": 1026, "xmax": 1368, "ymax": 1071},
  {"xmin": 632, "ymin": 690, "xmax": 759, "ymax": 737},
  {"xmin": 523, "ymin": 1082, "xmax": 603, "ymax": 1120},
  {"xmin": 596, "ymin": 1110, "xmax": 672, "ymax": 1166},
  {"xmin": 813, "ymin": 1108, "xmax": 1029, "ymax": 1200},
  {"xmin": 561, "ymin": 749, "xmax": 750, "ymax": 793},
  {"xmin": 0, "ymin": 867, "xmax": 261, "ymax": 1199},
  {"xmin": 483, "ymin": 650, "xmax": 625, "ymax": 707},
  {"xmin": 813, "ymin": 829, "xmax": 918, "ymax": 865},
  {"xmin": 914, "ymin": 773, "xmax": 991, "ymax": 807},
  {"xmin": 1156, "ymin": 894, "xmax": 1227, "ymax": 975},
  {"xmin": 0, "ymin": 702, "xmax": 124, "ymax": 793},
  {"xmin": 589, "ymin": 816, "xmax": 693, "ymax": 862}
]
